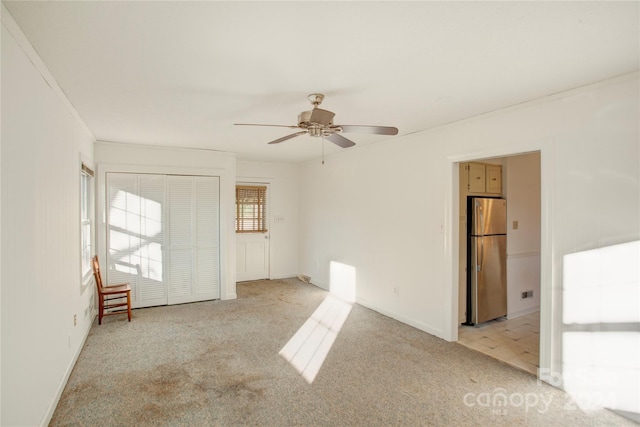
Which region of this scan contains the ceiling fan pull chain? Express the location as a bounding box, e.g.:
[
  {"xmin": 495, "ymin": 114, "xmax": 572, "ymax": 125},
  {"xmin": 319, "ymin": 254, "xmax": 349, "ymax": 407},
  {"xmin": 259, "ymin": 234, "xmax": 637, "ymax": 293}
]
[{"xmin": 322, "ymin": 135, "xmax": 325, "ymax": 165}]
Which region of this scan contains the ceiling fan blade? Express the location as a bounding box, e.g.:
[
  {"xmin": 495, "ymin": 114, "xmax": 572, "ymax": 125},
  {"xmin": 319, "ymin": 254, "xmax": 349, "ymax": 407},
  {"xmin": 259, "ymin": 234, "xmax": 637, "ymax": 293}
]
[
  {"xmin": 325, "ymin": 133, "xmax": 356, "ymax": 148},
  {"xmin": 235, "ymin": 123, "xmax": 300, "ymax": 129},
  {"xmin": 336, "ymin": 125, "xmax": 398, "ymax": 135},
  {"xmin": 268, "ymin": 131, "xmax": 307, "ymax": 145}
]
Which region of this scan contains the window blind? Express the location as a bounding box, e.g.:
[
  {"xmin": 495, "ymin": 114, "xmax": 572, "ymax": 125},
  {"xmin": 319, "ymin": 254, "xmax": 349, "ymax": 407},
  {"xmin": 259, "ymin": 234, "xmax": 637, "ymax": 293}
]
[
  {"xmin": 81, "ymin": 163, "xmax": 94, "ymax": 177},
  {"xmin": 235, "ymin": 185, "xmax": 267, "ymax": 233}
]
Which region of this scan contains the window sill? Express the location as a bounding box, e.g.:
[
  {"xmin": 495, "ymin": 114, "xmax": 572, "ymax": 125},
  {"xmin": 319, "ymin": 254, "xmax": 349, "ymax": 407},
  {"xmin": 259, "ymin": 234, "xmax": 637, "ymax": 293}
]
[{"xmin": 82, "ymin": 272, "xmax": 94, "ymax": 290}]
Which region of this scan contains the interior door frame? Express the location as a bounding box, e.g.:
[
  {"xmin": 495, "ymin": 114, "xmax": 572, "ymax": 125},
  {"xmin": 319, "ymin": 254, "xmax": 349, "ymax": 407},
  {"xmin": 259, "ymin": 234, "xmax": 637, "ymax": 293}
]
[
  {"xmin": 235, "ymin": 178, "xmax": 273, "ymax": 280},
  {"xmin": 445, "ymin": 139, "xmax": 553, "ymax": 380}
]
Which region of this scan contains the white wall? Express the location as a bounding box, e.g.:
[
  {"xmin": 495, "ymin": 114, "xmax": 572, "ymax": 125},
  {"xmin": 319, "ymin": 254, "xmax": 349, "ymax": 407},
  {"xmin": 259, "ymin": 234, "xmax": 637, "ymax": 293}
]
[
  {"xmin": 236, "ymin": 161, "xmax": 299, "ymax": 279},
  {"xmin": 298, "ymin": 74, "xmax": 639, "ymax": 382},
  {"xmin": 299, "ymin": 138, "xmax": 449, "ymax": 337},
  {"xmin": 506, "ymin": 152, "xmax": 541, "ymax": 318},
  {"xmin": 94, "ymin": 142, "xmax": 237, "ymax": 300},
  {"xmin": 1, "ymin": 8, "xmax": 96, "ymax": 426}
]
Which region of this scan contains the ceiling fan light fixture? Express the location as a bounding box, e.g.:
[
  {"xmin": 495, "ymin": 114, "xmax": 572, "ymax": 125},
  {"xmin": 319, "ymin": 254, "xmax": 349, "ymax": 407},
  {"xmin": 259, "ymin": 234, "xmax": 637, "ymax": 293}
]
[{"xmin": 308, "ymin": 126, "xmax": 323, "ymax": 137}]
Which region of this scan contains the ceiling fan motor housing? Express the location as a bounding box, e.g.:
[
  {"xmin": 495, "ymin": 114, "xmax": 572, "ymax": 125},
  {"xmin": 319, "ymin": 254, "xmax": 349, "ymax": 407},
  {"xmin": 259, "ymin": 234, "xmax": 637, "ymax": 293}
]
[{"xmin": 298, "ymin": 108, "xmax": 335, "ymax": 129}]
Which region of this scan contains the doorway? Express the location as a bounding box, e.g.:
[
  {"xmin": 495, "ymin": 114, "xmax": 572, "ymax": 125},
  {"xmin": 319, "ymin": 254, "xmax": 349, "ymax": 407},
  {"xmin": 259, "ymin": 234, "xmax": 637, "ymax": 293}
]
[
  {"xmin": 236, "ymin": 182, "xmax": 271, "ymax": 281},
  {"xmin": 456, "ymin": 152, "xmax": 541, "ymax": 374}
]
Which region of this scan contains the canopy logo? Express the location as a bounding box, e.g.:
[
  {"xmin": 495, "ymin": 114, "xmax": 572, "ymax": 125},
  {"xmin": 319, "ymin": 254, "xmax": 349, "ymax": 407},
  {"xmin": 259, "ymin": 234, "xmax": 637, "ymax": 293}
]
[{"xmin": 463, "ymin": 387, "xmax": 554, "ymax": 415}]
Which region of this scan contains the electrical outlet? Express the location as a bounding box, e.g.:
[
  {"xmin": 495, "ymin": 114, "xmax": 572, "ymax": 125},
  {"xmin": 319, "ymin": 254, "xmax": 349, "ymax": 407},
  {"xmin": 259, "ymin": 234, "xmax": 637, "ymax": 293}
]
[
  {"xmin": 521, "ymin": 290, "xmax": 534, "ymax": 299},
  {"xmin": 73, "ymin": 314, "xmax": 77, "ymax": 326},
  {"xmin": 393, "ymin": 286, "xmax": 399, "ymax": 296},
  {"xmin": 513, "ymin": 220, "xmax": 519, "ymax": 230}
]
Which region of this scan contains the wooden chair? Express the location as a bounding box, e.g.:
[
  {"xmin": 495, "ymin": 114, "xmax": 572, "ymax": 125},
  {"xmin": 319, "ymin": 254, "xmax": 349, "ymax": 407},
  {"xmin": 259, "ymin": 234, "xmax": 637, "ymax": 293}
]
[{"xmin": 91, "ymin": 256, "xmax": 132, "ymax": 325}]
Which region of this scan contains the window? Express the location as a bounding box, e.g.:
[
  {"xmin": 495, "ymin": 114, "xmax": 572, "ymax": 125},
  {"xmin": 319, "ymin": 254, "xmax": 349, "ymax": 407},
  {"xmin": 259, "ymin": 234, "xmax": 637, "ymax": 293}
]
[
  {"xmin": 235, "ymin": 185, "xmax": 267, "ymax": 233},
  {"xmin": 81, "ymin": 163, "xmax": 94, "ymax": 281}
]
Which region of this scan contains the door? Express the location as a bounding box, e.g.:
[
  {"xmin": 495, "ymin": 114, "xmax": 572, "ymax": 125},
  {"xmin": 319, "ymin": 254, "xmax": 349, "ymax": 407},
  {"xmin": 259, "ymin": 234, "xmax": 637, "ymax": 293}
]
[
  {"xmin": 236, "ymin": 183, "xmax": 270, "ymax": 282},
  {"xmin": 468, "ymin": 163, "xmax": 486, "ymax": 193},
  {"xmin": 106, "ymin": 172, "xmax": 220, "ymax": 308},
  {"xmin": 485, "ymin": 164, "xmax": 502, "ymax": 194},
  {"xmin": 107, "ymin": 173, "xmax": 167, "ymax": 308},
  {"xmin": 167, "ymin": 175, "xmax": 220, "ymax": 304}
]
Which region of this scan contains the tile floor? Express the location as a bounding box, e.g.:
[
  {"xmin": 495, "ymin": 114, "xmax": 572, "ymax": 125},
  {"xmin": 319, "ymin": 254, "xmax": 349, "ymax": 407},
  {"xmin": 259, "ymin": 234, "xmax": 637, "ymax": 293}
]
[{"xmin": 457, "ymin": 311, "xmax": 540, "ymax": 375}]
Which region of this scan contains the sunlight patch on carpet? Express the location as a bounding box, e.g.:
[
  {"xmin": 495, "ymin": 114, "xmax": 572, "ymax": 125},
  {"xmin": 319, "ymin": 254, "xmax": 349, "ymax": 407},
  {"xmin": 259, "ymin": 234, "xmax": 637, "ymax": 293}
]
[{"xmin": 279, "ymin": 261, "xmax": 356, "ymax": 383}]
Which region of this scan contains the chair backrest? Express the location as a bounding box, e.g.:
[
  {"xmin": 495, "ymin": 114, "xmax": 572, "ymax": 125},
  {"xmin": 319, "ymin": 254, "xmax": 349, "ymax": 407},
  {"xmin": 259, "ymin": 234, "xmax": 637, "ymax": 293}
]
[{"xmin": 91, "ymin": 256, "xmax": 104, "ymax": 292}]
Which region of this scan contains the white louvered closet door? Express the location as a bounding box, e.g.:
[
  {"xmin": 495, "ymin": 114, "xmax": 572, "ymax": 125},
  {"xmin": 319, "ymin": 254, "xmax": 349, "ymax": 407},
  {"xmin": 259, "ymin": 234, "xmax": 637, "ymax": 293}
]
[
  {"xmin": 107, "ymin": 173, "xmax": 141, "ymax": 304},
  {"xmin": 107, "ymin": 173, "xmax": 167, "ymax": 308},
  {"xmin": 167, "ymin": 176, "xmax": 193, "ymax": 303},
  {"xmin": 167, "ymin": 175, "xmax": 220, "ymax": 304},
  {"xmin": 107, "ymin": 173, "xmax": 220, "ymax": 308},
  {"xmin": 137, "ymin": 174, "xmax": 167, "ymax": 306},
  {"xmin": 194, "ymin": 176, "xmax": 220, "ymax": 299}
]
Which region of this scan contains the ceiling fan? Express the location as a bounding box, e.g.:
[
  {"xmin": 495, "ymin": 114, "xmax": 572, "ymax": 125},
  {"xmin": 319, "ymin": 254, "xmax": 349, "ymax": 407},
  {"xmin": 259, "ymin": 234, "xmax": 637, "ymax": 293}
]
[{"xmin": 234, "ymin": 93, "xmax": 398, "ymax": 148}]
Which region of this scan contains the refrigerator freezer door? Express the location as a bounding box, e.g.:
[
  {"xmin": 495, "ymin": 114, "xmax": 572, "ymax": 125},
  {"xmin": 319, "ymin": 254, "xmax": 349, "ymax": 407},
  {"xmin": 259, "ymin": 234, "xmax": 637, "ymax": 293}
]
[
  {"xmin": 470, "ymin": 234, "xmax": 507, "ymax": 324},
  {"xmin": 471, "ymin": 198, "xmax": 507, "ymax": 236}
]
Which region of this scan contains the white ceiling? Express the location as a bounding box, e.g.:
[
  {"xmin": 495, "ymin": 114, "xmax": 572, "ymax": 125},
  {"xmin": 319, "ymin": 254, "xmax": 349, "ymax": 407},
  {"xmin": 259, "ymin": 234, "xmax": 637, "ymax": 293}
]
[{"xmin": 4, "ymin": 1, "xmax": 639, "ymax": 163}]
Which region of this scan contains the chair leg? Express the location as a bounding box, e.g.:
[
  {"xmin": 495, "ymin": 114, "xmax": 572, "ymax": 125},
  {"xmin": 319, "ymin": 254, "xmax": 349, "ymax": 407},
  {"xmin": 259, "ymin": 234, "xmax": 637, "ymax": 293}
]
[
  {"xmin": 127, "ymin": 291, "xmax": 132, "ymax": 322},
  {"xmin": 98, "ymin": 296, "xmax": 103, "ymax": 325}
]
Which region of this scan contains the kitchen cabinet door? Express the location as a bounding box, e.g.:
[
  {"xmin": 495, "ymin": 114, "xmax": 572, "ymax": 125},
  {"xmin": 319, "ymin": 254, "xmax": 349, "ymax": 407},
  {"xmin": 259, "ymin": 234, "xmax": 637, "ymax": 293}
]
[
  {"xmin": 486, "ymin": 164, "xmax": 502, "ymax": 194},
  {"xmin": 468, "ymin": 163, "xmax": 486, "ymax": 193}
]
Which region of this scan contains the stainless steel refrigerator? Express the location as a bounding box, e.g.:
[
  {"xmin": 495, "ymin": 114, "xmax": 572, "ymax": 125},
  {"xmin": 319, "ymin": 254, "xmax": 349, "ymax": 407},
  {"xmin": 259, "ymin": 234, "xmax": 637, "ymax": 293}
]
[{"xmin": 465, "ymin": 197, "xmax": 507, "ymax": 325}]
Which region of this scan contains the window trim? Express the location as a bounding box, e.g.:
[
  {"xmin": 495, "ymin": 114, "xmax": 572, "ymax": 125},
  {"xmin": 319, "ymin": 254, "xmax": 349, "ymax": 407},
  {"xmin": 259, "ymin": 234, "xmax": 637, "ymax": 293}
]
[{"xmin": 80, "ymin": 161, "xmax": 95, "ymax": 286}]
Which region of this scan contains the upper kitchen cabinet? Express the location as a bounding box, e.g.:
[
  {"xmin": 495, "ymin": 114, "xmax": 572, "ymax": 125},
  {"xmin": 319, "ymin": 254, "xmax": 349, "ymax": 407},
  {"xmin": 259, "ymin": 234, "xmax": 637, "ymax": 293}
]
[
  {"xmin": 462, "ymin": 162, "xmax": 502, "ymax": 195},
  {"xmin": 485, "ymin": 164, "xmax": 502, "ymax": 194},
  {"xmin": 467, "ymin": 162, "xmax": 486, "ymax": 193}
]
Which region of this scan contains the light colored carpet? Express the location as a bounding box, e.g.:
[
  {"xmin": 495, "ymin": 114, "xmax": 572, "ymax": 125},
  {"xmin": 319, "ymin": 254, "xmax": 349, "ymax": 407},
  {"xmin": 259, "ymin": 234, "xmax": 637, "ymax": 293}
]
[{"xmin": 50, "ymin": 278, "xmax": 632, "ymax": 426}]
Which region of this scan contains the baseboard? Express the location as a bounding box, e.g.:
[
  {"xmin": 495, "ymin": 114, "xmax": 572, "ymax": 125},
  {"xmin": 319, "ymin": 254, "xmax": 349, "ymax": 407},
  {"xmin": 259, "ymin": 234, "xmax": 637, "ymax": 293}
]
[
  {"xmin": 308, "ymin": 279, "xmax": 329, "ymax": 291},
  {"xmin": 507, "ymin": 305, "xmax": 540, "ymax": 319},
  {"xmin": 271, "ymin": 273, "xmax": 299, "ymax": 280},
  {"xmin": 611, "ymin": 409, "xmax": 640, "ymax": 424},
  {"xmin": 41, "ymin": 314, "xmax": 95, "ymax": 427},
  {"xmin": 355, "ymin": 298, "xmax": 445, "ymax": 340},
  {"xmin": 306, "ymin": 279, "xmax": 444, "ymax": 340},
  {"xmin": 235, "ymin": 274, "xmax": 298, "ymax": 282}
]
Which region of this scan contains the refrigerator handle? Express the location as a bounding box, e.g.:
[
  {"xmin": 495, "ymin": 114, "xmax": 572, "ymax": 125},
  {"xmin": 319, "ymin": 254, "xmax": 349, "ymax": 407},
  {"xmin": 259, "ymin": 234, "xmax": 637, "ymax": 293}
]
[
  {"xmin": 474, "ymin": 200, "xmax": 485, "ymax": 272},
  {"xmin": 478, "ymin": 237, "xmax": 484, "ymax": 272}
]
